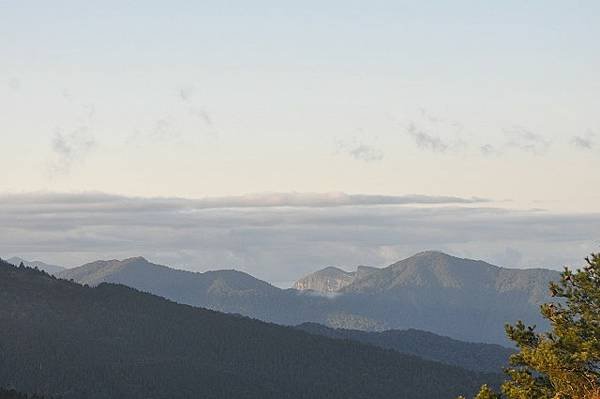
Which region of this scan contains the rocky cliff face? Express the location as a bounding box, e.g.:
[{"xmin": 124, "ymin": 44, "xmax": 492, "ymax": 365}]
[{"xmin": 293, "ymin": 266, "xmax": 379, "ymax": 293}]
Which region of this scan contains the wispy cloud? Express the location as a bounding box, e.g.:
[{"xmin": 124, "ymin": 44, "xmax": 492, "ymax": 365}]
[
  {"xmin": 405, "ymin": 123, "xmax": 451, "ymax": 153},
  {"xmin": 400, "ymin": 108, "xmax": 465, "ymax": 154},
  {"xmin": 189, "ymin": 107, "xmax": 213, "ymax": 127},
  {"xmin": 398, "ymin": 108, "xmax": 565, "ymax": 158},
  {"xmin": 127, "ymin": 85, "xmax": 217, "ymax": 145},
  {"xmin": 335, "ymin": 135, "xmax": 384, "ymax": 162},
  {"xmin": 44, "ymin": 89, "xmax": 99, "ymax": 176},
  {"xmin": 151, "ymin": 117, "xmax": 179, "ymax": 140},
  {"xmin": 349, "ymin": 144, "xmax": 384, "ymax": 162},
  {"xmin": 178, "ymin": 85, "xmax": 195, "ymax": 102},
  {"xmin": 504, "ymin": 126, "xmax": 551, "ymax": 154},
  {"xmin": 178, "ymin": 85, "xmax": 213, "ymax": 127},
  {"xmin": 480, "ymin": 144, "xmax": 502, "ymax": 157},
  {"xmin": 7, "ymin": 77, "xmax": 20, "ymax": 91},
  {"xmin": 571, "ymin": 132, "xmax": 595, "ymax": 150},
  {"xmin": 48, "ymin": 128, "xmax": 96, "ymax": 175},
  {"xmin": 418, "ymin": 108, "xmax": 463, "ymax": 130}
]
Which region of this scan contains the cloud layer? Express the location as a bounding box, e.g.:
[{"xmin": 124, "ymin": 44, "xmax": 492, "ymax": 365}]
[
  {"xmin": 0, "ymin": 192, "xmax": 489, "ymax": 213},
  {"xmin": 1, "ymin": 192, "xmax": 598, "ymax": 284}
]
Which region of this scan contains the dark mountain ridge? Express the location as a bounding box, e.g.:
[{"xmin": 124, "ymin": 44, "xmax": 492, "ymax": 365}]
[
  {"xmin": 296, "ymin": 322, "xmax": 514, "ymax": 373},
  {"xmin": 6, "ymin": 257, "xmax": 64, "ymax": 275},
  {"xmin": 0, "ymin": 258, "xmax": 497, "ymax": 399}
]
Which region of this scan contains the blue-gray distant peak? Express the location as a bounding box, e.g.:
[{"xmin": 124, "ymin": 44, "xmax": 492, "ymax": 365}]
[
  {"xmin": 6, "ymin": 256, "xmax": 65, "ymax": 275},
  {"xmin": 58, "ymin": 257, "xmax": 280, "ymax": 308},
  {"xmin": 341, "ymin": 251, "xmax": 559, "ymax": 303}
]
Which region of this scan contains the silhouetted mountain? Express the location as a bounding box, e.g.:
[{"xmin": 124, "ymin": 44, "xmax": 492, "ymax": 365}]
[
  {"xmin": 6, "ymin": 257, "xmax": 64, "ymax": 275},
  {"xmin": 296, "ymin": 322, "xmax": 514, "ymax": 373},
  {"xmin": 58, "ymin": 257, "xmax": 319, "ymax": 324},
  {"xmin": 0, "ymin": 258, "xmax": 497, "ymax": 399},
  {"xmin": 59, "ymin": 256, "xmax": 278, "ymax": 298},
  {"xmin": 59, "ymin": 252, "xmax": 560, "ymax": 344}
]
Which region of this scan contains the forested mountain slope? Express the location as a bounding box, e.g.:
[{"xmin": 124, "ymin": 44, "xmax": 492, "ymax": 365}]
[
  {"xmin": 6, "ymin": 257, "xmax": 64, "ymax": 275},
  {"xmin": 0, "ymin": 259, "xmax": 497, "ymax": 399},
  {"xmin": 296, "ymin": 322, "xmax": 514, "ymax": 373},
  {"xmin": 0, "ymin": 388, "xmax": 52, "ymax": 399}
]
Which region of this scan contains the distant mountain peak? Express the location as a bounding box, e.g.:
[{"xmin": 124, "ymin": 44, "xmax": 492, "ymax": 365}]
[
  {"xmin": 122, "ymin": 256, "xmax": 150, "ymax": 263},
  {"xmin": 58, "ymin": 257, "xmax": 280, "ymax": 300},
  {"xmin": 291, "ymin": 251, "xmax": 472, "ymax": 294},
  {"xmin": 321, "ymin": 266, "xmax": 351, "ymax": 274},
  {"xmin": 6, "ymin": 256, "xmax": 65, "ymax": 275},
  {"xmin": 415, "ymin": 250, "xmax": 450, "ymax": 256},
  {"xmin": 410, "ymin": 250, "xmax": 465, "ymax": 262}
]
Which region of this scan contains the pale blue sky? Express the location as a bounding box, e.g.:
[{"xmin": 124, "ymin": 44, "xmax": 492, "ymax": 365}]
[
  {"xmin": 2, "ymin": 1, "xmax": 599, "ymax": 211},
  {"xmin": 1, "ymin": 2, "xmax": 599, "ymax": 276}
]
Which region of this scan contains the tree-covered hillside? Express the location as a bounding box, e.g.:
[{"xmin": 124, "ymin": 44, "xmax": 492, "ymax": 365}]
[
  {"xmin": 297, "ymin": 322, "xmax": 514, "ymax": 373},
  {"xmin": 0, "ymin": 388, "xmax": 51, "ymax": 399},
  {"xmin": 0, "ymin": 259, "xmax": 498, "ymax": 399}
]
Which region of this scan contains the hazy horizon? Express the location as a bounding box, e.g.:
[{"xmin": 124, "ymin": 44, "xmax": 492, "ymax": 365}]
[{"xmin": 2, "ymin": 1, "xmax": 599, "ymax": 282}]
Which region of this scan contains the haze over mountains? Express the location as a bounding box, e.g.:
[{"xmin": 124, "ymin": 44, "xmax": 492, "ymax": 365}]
[
  {"xmin": 57, "ymin": 251, "xmax": 560, "ymax": 344},
  {"xmin": 0, "ymin": 258, "xmax": 498, "ymax": 399}
]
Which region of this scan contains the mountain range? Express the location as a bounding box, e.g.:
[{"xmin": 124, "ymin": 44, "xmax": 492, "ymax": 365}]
[
  {"xmin": 0, "ymin": 258, "xmax": 497, "ymax": 399},
  {"xmin": 6, "ymin": 257, "xmax": 65, "ymax": 275},
  {"xmin": 56, "ymin": 251, "xmax": 561, "ymax": 344}
]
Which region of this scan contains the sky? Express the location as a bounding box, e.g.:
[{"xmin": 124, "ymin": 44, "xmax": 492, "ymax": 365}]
[{"xmin": 1, "ymin": 1, "xmax": 599, "ymax": 284}]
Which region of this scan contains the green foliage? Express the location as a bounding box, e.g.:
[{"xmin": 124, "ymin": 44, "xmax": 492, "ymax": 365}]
[
  {"xmin": 474, "ymin": 385, "xmax": 502, "ymax": 399},
  {"xmin": 462, "ymin": 253, "xmax": 600, "ymax": 399},
  {"xmin": 458, "ymin": 384, "xmax": 502, "ymax": 399}
]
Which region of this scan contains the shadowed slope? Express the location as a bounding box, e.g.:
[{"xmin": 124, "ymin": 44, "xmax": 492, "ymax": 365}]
[
  {"xmin": 0, "ymin": 259, "xmax": 497, "ymax": 399},
  {"xmin": 296, "ymin": 322, "xmax": 514, "ymax": 373}
]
